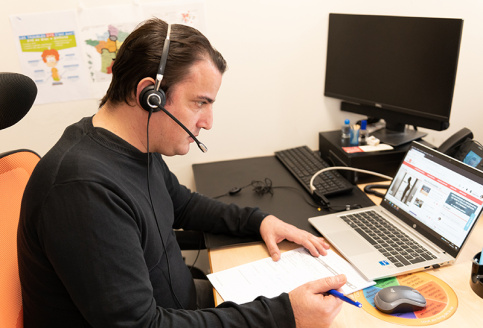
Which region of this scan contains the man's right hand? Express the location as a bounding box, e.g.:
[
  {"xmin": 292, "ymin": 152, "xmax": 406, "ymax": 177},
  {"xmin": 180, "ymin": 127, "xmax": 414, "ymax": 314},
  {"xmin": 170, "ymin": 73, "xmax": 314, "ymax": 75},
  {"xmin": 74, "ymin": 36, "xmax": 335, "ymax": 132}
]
[{"xmin": 288, "ymin": 274, "xmax": 347, "ymax": 328}]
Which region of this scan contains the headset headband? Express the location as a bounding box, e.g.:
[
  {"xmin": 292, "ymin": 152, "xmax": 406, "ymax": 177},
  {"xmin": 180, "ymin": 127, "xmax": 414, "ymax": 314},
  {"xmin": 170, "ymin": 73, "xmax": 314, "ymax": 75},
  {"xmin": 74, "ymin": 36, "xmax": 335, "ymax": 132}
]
[{"xmin": 154, "ymin": 24, "xmax": 171, "ymax": 92}]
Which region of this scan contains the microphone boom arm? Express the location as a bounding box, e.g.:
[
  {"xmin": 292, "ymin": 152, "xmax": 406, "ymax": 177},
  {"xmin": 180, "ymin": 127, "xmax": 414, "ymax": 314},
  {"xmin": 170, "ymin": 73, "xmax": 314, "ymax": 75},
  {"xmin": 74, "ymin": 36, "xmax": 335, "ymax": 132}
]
[{"xmin": 157, "ymin": 105, "xmax": 208, "ymax": 153}]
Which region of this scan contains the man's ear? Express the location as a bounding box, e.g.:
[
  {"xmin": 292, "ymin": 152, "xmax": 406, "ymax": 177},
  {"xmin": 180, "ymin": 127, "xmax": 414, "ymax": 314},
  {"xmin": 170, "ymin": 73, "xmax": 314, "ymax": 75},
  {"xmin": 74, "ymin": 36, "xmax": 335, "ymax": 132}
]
[{"xmin": 135, "ymin": 77, "xmax": 156, "ymax": 108}]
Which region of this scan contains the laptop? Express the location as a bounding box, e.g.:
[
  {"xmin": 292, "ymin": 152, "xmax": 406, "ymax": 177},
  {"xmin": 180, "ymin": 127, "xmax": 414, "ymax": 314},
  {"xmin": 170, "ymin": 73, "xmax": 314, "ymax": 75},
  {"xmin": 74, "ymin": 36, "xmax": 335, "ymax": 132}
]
[{"xmin": 309, "ymin": 141, "xmax": 483, "ymax": 280}]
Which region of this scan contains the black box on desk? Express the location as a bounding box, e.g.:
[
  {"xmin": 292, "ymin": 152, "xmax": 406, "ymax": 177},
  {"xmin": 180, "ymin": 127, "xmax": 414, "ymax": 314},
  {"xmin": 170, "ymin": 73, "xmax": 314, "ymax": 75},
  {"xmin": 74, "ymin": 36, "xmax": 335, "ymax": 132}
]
[{"xmin": 318, "ymin": 130, "xmax": 410, "ymax": 184}]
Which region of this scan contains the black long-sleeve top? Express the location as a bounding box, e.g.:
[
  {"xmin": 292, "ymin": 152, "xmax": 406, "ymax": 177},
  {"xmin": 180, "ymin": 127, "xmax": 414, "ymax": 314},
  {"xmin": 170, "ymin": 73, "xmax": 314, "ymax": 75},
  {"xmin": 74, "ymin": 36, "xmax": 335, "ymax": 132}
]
[{"xmin": 18, "ymin": 117, "xmax": 295, "ymax": 327}]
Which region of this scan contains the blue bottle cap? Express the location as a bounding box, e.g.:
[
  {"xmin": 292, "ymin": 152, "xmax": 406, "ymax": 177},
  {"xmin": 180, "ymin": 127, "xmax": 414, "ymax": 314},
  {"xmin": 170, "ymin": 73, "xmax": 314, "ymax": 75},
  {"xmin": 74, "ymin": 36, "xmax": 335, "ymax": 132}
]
[
  {"xmin": 344, "ymin": 119, "xmax": 350, "ymax": 124},
  {"xmin": 360, "ymin": 120, "xmax": 367, "ymax": 130}
]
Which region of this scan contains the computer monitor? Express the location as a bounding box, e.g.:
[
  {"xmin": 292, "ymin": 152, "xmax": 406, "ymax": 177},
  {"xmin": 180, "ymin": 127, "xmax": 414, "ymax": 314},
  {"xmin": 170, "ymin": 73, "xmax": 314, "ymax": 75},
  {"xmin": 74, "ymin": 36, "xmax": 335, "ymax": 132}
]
[{"xmin": 324, "ymin": 13, "xmax": 463, "ymax": 146}]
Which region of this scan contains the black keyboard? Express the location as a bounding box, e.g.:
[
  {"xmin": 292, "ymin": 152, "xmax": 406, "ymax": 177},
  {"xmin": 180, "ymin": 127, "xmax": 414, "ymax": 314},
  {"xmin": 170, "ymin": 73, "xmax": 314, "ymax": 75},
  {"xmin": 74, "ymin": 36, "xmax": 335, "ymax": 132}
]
[
  {"xmin": 340, "ymin": 210, "xmax": 437, "ymax": 267},
  {"xmin": 275, "ymin": 146, "xmax": 353, "ymax": 203}
]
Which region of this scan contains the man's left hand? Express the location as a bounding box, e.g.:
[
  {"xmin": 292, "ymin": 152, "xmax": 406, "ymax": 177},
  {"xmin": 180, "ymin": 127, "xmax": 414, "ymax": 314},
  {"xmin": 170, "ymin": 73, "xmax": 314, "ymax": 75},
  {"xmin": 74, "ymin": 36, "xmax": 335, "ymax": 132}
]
[{"xmin": 259, "ymin": 215, "xmax": 330, "ymax": 261}]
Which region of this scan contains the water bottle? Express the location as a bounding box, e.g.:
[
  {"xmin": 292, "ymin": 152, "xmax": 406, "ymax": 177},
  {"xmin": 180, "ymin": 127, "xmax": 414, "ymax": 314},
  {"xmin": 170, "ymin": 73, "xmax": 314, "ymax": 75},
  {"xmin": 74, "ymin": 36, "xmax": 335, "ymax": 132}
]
[
  {"xmin": 359, "ymin": 120, "xmax": 368, "ymax": 145},
  {"xmin": 341, "ymin": 119, "xmax": 350, "ymax": 139}
]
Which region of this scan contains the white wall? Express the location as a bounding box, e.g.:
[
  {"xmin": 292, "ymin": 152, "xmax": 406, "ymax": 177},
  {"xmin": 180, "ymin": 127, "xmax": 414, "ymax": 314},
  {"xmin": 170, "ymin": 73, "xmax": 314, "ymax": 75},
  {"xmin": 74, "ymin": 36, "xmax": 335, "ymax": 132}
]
[{"xmin": 2, "ymin": 0, "xmax": 483, "ymax": 191}]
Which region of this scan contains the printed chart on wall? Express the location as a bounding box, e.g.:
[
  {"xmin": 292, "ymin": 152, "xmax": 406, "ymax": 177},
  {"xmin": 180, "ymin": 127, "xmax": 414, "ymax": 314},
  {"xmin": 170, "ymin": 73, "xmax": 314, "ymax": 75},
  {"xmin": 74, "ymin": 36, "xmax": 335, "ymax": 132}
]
[
  {"xmin": 352, "ymin": 272, "xmax": 458, "ymax": 326},
  {"xmin": 77, "ymin": 4, "xmax": 141, "ymax": 99},
  {"xmin": 10, "ymin": 10, "xmax": 91, "ymax": 104},
  {"xmin": 81, "ymin": 20, "xmax": 137, "ymax": 98}
]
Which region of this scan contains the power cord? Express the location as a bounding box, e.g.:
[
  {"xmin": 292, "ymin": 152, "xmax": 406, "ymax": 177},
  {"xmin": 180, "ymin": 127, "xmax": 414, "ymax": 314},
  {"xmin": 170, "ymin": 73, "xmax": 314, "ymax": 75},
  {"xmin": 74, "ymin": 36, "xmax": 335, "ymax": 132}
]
[
  {"xmin": 364, "ymin": 184, "xmax": 390, "ymax": 198},
  {"xmin": 309, "ymin": 167, "xmax": 393, "ymax": 194}
]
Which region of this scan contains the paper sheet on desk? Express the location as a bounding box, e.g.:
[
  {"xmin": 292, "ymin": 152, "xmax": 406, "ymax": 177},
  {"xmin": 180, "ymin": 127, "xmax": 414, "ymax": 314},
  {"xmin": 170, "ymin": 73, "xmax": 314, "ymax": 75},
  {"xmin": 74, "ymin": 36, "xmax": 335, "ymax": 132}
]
[{"xmin": 207, "ymin": 247, "xmax": 375, "ymax": 304}]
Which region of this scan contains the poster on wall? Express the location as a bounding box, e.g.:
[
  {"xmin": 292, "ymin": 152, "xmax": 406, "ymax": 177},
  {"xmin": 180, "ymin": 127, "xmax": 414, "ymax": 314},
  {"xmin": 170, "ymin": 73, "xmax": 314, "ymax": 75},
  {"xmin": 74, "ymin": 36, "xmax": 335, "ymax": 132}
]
[
  {"xmin": 140, "ymin": 0, "xmax": 207, "ymax": 33},
  {"xmin": 77, "ymin": 1, "xmax": 207, "ymax": 99},
  {"xmin": 9, "ymin": 1, "xmax": 207, "ymax": 105},
  {"xmin": 77, "ymin": 4, "xmax": 142, "ymax": 99},
  {"xmin": 9, "ymin": 10, "xmax": 91, "ymax": 105}
]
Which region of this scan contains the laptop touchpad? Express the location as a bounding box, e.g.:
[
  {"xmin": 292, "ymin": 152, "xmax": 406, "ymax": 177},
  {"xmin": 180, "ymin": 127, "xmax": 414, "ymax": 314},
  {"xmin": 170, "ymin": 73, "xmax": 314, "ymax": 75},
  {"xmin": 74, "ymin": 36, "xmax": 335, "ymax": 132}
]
[{"xmin": 330, "ymin": 231, "xmax": 374, "ymax": 256}]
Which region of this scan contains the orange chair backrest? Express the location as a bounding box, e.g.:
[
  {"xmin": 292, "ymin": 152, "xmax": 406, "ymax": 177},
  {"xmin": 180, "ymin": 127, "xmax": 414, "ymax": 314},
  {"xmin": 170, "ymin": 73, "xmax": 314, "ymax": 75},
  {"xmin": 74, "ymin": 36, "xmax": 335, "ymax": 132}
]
[{"xmin": 0, "ymin": 150, "xmax": 40, "ymax": 328}]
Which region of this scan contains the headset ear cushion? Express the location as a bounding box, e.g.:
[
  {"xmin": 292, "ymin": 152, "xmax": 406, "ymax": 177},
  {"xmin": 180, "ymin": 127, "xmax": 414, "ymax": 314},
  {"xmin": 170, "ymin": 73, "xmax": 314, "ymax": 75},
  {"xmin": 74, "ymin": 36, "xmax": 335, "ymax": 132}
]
[{"xmin": 139, "ymin": 85, "xmax": 166, "ymax": 112}]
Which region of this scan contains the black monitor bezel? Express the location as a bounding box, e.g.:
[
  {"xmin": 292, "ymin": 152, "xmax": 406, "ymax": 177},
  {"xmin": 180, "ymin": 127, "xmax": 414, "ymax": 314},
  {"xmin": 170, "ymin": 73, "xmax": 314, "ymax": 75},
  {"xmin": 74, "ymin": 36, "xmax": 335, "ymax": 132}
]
[{"xmin": 324, "ymin": 13, "xmax": 463, "ymax": 134}]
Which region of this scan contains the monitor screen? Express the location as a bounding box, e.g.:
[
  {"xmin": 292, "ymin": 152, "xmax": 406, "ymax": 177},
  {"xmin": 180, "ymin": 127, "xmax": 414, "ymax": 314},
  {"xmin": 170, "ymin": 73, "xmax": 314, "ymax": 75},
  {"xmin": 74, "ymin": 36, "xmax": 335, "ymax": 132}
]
[{"xmin": 324, "ymin": 14, "xmax": 463, "ymax": 146}]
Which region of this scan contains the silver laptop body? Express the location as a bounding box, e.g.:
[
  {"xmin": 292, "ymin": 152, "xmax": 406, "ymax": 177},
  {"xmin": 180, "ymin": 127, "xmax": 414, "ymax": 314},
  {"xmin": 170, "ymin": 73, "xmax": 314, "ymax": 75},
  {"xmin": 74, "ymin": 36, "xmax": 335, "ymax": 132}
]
[{"xmin": 309, "ymin": 141, "xmax": 483, "ymax": 280}]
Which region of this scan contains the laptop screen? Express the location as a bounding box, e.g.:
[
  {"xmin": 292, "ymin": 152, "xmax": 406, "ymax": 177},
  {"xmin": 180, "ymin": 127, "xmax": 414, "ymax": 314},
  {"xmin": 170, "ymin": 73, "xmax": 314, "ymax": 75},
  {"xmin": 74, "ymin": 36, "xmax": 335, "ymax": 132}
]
[{"xmin": 382, "ymin": 142, "xmax": 483, "ymax": 257}]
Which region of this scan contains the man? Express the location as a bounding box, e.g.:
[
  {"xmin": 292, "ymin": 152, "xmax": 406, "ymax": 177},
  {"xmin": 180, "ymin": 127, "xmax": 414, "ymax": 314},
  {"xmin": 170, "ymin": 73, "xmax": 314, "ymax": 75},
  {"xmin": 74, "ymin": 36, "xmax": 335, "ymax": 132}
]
[{"xmin": 18, "ymin": 18, "xmax": 346, "ymax": 327}]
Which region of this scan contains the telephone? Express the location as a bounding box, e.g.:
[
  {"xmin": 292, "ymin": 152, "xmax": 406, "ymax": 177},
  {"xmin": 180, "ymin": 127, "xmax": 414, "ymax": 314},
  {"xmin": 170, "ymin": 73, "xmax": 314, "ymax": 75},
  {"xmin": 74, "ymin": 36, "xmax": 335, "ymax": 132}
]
[{"xmin": 438, "ymin": 127, "xmax": 483, "ymax": 171}]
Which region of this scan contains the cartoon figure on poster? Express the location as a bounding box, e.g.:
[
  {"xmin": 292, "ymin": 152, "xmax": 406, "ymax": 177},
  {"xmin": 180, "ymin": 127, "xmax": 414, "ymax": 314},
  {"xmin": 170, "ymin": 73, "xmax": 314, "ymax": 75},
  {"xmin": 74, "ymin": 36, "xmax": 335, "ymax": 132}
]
[{"xmin": 41, "ymin": 48, "xmax": 62, "ymax": 85}]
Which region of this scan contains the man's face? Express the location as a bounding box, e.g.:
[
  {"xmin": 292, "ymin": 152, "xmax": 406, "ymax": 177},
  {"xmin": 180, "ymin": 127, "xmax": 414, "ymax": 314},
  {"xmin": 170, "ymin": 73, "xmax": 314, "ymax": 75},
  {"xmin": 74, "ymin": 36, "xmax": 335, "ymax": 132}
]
[{"xmin": 150, "ymin": 59, "xmax": 222, "ymax": 156}]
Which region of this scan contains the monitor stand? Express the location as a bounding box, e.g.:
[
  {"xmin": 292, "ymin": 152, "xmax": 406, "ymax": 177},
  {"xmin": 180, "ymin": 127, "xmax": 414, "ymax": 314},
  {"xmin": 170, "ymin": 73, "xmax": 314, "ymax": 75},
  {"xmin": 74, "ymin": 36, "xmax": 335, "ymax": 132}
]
[{"xmin": 372, "ymin": 128, "xmax": 427, "ymax": 147}]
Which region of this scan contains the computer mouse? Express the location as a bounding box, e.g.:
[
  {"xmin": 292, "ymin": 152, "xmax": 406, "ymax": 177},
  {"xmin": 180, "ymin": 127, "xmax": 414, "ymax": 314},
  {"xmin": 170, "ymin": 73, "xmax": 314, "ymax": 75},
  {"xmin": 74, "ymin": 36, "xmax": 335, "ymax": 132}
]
[{"xmin": 374, "ymin": 285, "xmax": 426, "ymax": 314}]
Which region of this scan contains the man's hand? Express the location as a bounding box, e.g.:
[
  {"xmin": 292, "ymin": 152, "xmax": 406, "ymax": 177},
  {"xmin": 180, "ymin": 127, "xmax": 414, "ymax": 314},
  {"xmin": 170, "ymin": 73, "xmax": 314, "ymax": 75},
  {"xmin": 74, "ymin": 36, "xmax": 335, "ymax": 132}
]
[
  {"xmin": 289, "ymin": 274, "xmax": 347, "ymax": 328},
  {"xmin": 259, "ymin": 215, "xmax": 330, "ymax": 261}
]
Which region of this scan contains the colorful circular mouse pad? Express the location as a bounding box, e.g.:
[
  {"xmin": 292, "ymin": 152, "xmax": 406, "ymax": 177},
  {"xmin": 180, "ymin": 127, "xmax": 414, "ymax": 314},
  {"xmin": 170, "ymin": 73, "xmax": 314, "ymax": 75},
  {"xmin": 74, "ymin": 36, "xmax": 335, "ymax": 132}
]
[{"xmin": 352, "ymin": 272, "xmax": 457, "ymax": 325}]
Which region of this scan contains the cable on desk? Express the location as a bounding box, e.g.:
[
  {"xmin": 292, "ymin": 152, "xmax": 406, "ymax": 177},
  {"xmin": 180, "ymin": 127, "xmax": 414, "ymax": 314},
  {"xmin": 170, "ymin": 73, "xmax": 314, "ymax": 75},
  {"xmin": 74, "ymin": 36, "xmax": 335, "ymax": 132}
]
[
  {"xmin": 212, "ymin": 178, "xmax": 362, "ymax": 213},
  {"xmin": 309, "ymin": 167, "xmax": 393, "ymax": 194},
  {"xmin": 212, "ymin": 179, "xmax": 271, "ymax": 199}
]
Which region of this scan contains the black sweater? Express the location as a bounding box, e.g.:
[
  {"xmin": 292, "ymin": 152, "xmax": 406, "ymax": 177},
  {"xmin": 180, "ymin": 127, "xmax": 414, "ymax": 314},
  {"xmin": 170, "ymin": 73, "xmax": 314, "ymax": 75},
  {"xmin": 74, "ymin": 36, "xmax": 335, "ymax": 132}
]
[{"xmin": 18, "ymin": 117, "xmax": 295, "ymax": 327}]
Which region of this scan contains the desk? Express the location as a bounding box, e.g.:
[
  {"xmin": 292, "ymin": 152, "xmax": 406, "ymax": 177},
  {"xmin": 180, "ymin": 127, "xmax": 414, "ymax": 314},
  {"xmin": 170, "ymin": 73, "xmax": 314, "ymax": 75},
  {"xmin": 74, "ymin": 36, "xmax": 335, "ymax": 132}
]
[
  {"xmin": 208, "ymin": 183, "xmax": 483, "ymax": 327},
  {"xmin": 194, "ymin": 156, "xmax": 483, "ymax": 327},
  {"xmin": 193, "ymin": 155, "xmax": 374, "ymax": 248}
]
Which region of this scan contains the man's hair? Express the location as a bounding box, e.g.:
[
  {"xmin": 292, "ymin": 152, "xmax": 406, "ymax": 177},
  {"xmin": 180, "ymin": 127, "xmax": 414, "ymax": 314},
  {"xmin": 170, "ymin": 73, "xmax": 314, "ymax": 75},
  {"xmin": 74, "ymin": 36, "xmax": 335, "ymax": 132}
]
[{"xmin": 100, "ymin": 18, "xmax": 227, "ymax": 108}]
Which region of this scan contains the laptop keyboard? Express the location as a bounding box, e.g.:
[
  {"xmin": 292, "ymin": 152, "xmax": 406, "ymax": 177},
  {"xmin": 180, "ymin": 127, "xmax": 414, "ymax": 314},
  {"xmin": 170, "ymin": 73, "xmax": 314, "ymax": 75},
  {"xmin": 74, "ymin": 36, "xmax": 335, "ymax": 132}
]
[{"xmin": 340, "ymin": 210, "xmax": 437, "ymax": 267}]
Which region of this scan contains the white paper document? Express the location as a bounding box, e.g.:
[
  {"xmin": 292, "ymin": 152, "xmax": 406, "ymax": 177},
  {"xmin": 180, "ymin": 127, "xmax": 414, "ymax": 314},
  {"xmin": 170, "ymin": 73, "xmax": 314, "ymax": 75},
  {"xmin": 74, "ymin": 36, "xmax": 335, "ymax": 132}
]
[{"xmin": 207, "ymin": 247, "xmax": 375, "ymax": 304}]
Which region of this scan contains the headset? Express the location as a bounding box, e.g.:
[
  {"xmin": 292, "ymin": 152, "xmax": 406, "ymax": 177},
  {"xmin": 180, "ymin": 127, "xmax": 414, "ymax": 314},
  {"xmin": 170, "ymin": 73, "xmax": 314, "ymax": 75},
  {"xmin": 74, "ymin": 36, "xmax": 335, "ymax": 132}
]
[
  {"xmin": 139, "ymin": 24, "xmax": 171, "ymax": 112},
  {"xmin": 139, "ymin": 24, "xmax": 208, "ymax": 153},
  {"xmin": 141, "ymin": 24, "xmax": 186, "ymax": 310}
]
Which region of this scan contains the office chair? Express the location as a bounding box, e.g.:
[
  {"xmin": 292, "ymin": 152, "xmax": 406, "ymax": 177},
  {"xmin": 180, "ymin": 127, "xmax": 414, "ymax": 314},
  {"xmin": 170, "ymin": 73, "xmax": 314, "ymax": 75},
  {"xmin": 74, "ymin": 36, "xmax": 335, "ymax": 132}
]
[
  {"xmin": 0, "ymin": 150, "xmax": 40, "ymax": 327},
  {"xmin": 0, "ymin": 72, "xmax": 38, "ymax": 328}
]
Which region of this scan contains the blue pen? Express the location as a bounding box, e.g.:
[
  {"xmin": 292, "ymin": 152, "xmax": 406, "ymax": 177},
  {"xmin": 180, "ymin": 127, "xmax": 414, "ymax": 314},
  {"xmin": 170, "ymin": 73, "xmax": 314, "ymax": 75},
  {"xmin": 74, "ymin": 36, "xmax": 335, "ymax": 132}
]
[{"xmin": 328, "ymin": 289, "xmax": 362, "ymax": 308}]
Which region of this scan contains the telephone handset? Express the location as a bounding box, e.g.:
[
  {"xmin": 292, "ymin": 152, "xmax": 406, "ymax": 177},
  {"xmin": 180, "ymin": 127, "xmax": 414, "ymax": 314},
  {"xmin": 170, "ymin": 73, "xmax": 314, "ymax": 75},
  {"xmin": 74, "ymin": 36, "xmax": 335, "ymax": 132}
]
[
  {"xmin": 438, "ymin": 127, "xmax": 483, "ymax": 170},
  {"xmin": 438, "ymin": 127, "xmax": 473, "ymax": 156}
]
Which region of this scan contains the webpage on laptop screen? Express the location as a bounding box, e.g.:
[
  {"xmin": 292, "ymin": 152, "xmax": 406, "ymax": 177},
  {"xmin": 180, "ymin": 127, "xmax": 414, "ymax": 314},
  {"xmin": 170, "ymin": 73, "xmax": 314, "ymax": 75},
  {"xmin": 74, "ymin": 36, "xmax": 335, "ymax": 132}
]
[{"xmin": 384, "ymin": 147, "xmax": 483, "ymax": 250}]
